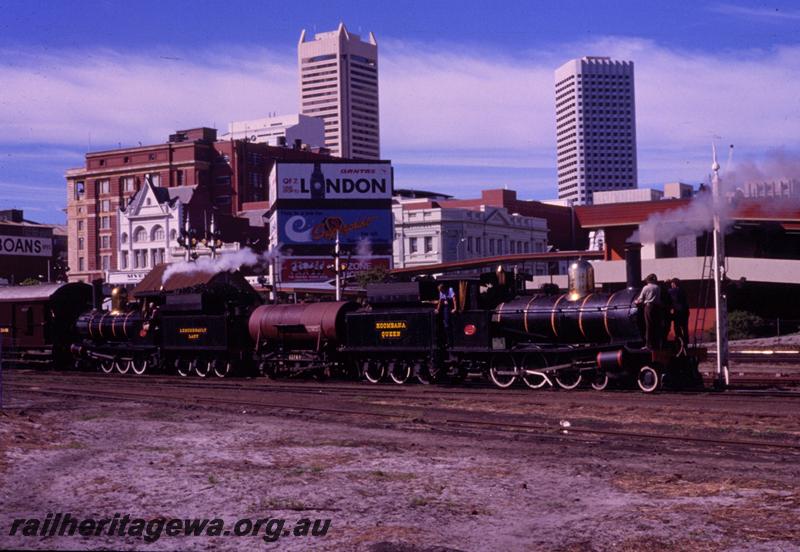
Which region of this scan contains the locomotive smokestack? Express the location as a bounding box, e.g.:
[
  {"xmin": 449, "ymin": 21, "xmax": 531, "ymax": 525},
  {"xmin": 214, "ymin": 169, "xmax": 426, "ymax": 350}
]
[{"xmin": 625, "ymin": 243, "xmax": 642, "ymax": 289}]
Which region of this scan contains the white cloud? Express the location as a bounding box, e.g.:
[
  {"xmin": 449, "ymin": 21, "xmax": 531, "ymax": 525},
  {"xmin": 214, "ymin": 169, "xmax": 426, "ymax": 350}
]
[{"xmin": 1, "ymin": 37, "xmax": 799, "ymax": 189}]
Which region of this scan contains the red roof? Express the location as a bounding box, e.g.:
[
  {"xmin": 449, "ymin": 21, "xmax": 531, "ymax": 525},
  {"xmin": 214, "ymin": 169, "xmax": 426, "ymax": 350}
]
[{"xmin": 575, "ymin": 197, "xmax": 800, "ymax": 229}]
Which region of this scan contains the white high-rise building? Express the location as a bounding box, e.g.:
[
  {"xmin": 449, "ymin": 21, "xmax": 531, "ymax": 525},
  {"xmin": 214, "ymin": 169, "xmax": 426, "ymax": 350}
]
[
  {"xmin": 554, "ymin": 56, "xmax": 637, "ymax": 205},
  {"xmin": 298, "ymin": 23, "xmax": 380, "ymax": 160},
  {"xmin": 222, "ymin": 114, "xmax": 324, "ymax": 148}
]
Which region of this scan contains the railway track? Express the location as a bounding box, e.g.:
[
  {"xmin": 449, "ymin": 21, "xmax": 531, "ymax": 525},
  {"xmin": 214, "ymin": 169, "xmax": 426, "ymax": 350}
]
[
  {"xmin": 7, "ymin": 368, "xmax": 800, "ymax": 401},
  {"xmin": 6, "ymin": 371, "xmax": 800, "ymax": 456}
]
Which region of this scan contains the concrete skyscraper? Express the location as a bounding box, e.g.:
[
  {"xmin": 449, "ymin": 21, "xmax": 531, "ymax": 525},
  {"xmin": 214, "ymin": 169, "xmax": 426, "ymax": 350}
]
[
  {"xmin": 554, "ymin": 56, "xmax": 637, "ymax": 205},
  {"xmin": 298, "ymin": 23, "xmax": 380, "ymax": 160}
]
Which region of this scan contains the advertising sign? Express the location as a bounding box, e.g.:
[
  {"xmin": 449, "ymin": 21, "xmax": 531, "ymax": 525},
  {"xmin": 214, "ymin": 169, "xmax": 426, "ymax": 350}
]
[
  {"xmin": 280, "ymin": 257, "xmax": 391, "ymax": 283},
  {"xmin": 277, "ymin": 209, "xmax": 392, "ymax": 246},
  {"xmin": 0, "ymin": 235, "xmax": 52, "ymax": 257},
  {"xmin": 274, "ymin": 163, "xmax": 392, "ymax": 200}
]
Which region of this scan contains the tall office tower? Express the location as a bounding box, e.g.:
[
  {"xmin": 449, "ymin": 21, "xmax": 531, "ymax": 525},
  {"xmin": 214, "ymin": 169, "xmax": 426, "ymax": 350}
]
[
  {"xmin": 298, "ymin": 23, "xmax": 380, "ymax": 160},
  {"xmin": 554, "ymin": 57, "xmax": 637, "ymax": 205}
]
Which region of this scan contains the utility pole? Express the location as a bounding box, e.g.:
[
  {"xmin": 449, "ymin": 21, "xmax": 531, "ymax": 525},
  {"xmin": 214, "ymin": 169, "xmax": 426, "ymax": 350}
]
[
  {"xmin": 334, "ymin": 230, "xmax": 342, "ymax": 301},
  {"xmin": 711, "ymin": 145, "xmax": 729, "ymax": 389}
]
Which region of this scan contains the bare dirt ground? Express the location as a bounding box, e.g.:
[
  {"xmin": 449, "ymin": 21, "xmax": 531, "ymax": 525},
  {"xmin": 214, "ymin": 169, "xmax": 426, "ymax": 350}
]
[{"xmin": 2, "ymin": 376, "xmax": 800, "ymax": 551}]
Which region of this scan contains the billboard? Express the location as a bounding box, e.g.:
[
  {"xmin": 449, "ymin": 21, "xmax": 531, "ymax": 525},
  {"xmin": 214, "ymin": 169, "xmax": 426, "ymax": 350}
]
[
  {"xmin": 280, "ymin": 257, "xmax": 391, "ymax": 284},
  {"xmin": 273, "ymin": 163, "xmax": 392, "ymax": 200},
  {"xmin": 0, "ymin": 235, "xmax": 52, "ymax": 257},
  {"xmin": 277, "ymin": 209, "xmax": 392, "ymax": 246}
]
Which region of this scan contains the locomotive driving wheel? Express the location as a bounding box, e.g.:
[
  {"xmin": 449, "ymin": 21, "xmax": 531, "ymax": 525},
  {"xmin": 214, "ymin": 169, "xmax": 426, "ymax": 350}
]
[
  {"xmin": 363, "ymin": 359, "xmax": 385, "ymax": 384},
  {"xmin": 389, "ymin": 360, "xmax": 411, "ymax": 385},
  {"xmin": 554, "ymin": 368, "xmax": 582, "ymax": 390},
  {"xmin": 99, "ymin": 359, "xmax": 114, "ymax": 374},
  {"xmin": 415, "ymin": 360, "xmax": 435, "ymax": 385},
  {"xmin": 130, "ymin": 358, "xmax": 148, "ymax": 376},
  {"xmin": 590, "ymin": 371, "xmax": 609, "ymax": 391},
  {"xmin": 637, "ymin": 365, "xmax": 660, "ymax": 393},
  {"xmin": 195, "ymin": 359, "xmax": 211, "ymax": 378},
  {"xmin": 520, "ymin": 353, "xmax": 550, "ymax": 389},
  {"xmin": 115, "ymin": 358, "xmax": 129, "ymax": 375},
  {"xmin": 213, "ymin": 359, "xmax": 232, "ymax": 378},
  {"xmin": 176, "ymin": 358, "xmax": 191, "ymax": 377},
  {"xmin": 488, "ymin": 353, "xmax": 518, "ymax": 389}
]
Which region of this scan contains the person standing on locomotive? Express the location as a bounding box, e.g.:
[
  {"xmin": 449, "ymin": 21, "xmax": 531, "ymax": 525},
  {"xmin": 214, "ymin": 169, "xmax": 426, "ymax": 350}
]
[
  {"xmin": 634, "ymin": 273, "xmax": 663, "ymax": 350},
  {"xmin": 434, "ymin": 283, "xmax": 457, "ymax": 347},
  {"xmin": 668, "ymin": 278, "xmax": 690, "ymax": 345}
]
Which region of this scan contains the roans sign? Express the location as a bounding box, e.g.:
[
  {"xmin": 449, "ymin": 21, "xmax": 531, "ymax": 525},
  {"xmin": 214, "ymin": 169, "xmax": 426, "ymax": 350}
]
[{"xmin": 0, "ymin": 235, "xmax": 52, "ymax": 257}]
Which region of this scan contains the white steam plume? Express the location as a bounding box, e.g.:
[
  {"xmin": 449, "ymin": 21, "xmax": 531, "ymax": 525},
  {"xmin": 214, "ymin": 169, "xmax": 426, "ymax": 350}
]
[
  {"xmin": 630, "ymin": 191, "xmax": 730, "ymax": 245},
  {"xmin": 632, "ymin": 150, "xmax": 800, "ymax": 245},
  {"xmin": 162, "ymin": 248, "xmax": 275, "ymax": 284},
  {"xmin": 356, "ymin": 237, "xmax": 373, "ymax": 258}
]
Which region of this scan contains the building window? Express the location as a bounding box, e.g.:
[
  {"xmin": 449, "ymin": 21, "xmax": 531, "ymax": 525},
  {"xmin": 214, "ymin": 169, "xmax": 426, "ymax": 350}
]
[
  {"xmin": 121, "ymin": 251, "xmax": 128, "ymax": 269},
  {"xmin": 101, "ymin": 235, "xmax": 110, "ymax": 249},
  {"xmin": 120, "ymin": 232, "xmax": 128, "ymax": 244},
  {"xmin": 170, "ymin": 229, "xmax": 177, "ymax": 241},
  {"xmin": 133, "ymin": 251, "xmax": 140, "ymax": 269},
  {"xmin": 99, "ymin": 180, "xmax": 110, "ymax": 194},
  {"xmin": 77, "ymin": 220, "xmax": 84, "ymax": 231},
  {"xmin": 476, "ymin": 238, "xmax": 482, "ymax": 254},
  {"xmin": 100, "ymin": 199, "xmax": 111, "ymax": 212},
  {"xmin": 145, "ymin": 173, "xmax": 160, "ymax": 186},
  {"xmin": 134, "ymin": 226, "xmax": 147, "ymax": 243},
  {"xmin": 78, "ymin": 237, "xmax": 84, "ymax": 250},
  {"xmin": 176, "ymin": 170, "xmax": 184, "ymax": 186},
  {"xmin": 123, "ymin": 156, "xmax": 130, "ymax": 164},
  {"xmin": 467, "ymin": 237, "xmax": 473, "ymax": 253},
  {"xmin": 149, "ymin": 153, "xmax": 156, "ymax": 161},
  {"xmin": 75, "ymin": 181, "xmax": 85, "ymax": 199},
  {"xmin": 489, "ymin": 239, "xmax": 495, "ymax": 255},
  {"xmin": 122, "ymin": 177, "xmax": 135, "ymax": 193},
  {"xmin": 424, "ymin": 236, "xmax": 433, "ymax": 253},
  {"xmin": 101, "ymin": 255, "xmax": 110, "ymax": 270},
  {"xmin": 151, "ymin": 225, "xmax": 165, "ymax": 241},
  {"xmin": 78, "ymin": 258, "xmax": 84, "ymax": 271},
  {"xmin": 409, "ymin": 238, "xmax": 418, "ymax": 254},
  {"xmin": 101, "ymin": 216, "xmax": 111, "ymax": 229}
]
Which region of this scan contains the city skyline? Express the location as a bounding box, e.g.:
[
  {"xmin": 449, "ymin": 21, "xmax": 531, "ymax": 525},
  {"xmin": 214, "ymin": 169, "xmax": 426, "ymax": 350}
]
[{"xmin": 2, "ymin": 1, "xmax": 800, "ymax": 222}]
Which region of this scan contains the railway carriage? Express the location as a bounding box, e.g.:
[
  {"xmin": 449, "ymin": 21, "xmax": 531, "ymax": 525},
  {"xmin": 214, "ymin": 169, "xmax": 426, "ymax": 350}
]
[{"xmin": 0, "ymin": 282, "xmax": 92, "ymax": 367}]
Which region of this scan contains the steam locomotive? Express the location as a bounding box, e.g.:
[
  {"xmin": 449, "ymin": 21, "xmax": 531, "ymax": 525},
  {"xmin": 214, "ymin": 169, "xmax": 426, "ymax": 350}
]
[
  {"xmin": 2, "ymin": 245, "xmax": 703, "ymax": 393},
  {"xmin": 249, "ymin": 245, "xmax": 703, "ymax": 392}
]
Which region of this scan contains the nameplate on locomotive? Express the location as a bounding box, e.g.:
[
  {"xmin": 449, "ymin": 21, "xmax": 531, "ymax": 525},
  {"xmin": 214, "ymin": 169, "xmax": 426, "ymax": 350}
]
[
  {"xmin": 178, "ymin": 327, "xmax": 208, "ymax": 340},
  {"xmin": 375, "ymin": 321, "xmax": 407, "ymax": 340}
]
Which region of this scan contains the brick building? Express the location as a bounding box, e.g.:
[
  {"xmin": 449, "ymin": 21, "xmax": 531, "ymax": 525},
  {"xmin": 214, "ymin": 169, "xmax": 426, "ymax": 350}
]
[{"xmin": 65, "ymin": 127, "xmax": 332, "ymax": 282}]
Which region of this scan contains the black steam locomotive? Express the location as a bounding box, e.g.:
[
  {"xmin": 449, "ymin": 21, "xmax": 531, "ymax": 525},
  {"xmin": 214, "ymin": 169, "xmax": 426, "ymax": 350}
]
[{"xmin": 70, "ymin": 267, "xmax": 261, "ymax": 377}]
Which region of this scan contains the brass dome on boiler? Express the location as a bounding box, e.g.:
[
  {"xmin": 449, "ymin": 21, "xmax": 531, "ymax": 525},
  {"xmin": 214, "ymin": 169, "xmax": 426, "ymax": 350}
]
[{"xmin": 567, "ymin": 258, "xmax": 595, "ymax": 301}]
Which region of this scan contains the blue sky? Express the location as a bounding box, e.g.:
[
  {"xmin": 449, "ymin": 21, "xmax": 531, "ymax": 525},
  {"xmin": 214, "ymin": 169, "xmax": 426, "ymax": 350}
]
[{"xmin": 2, "ymin": 0, "xmax": 800, "ymax": 222}]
